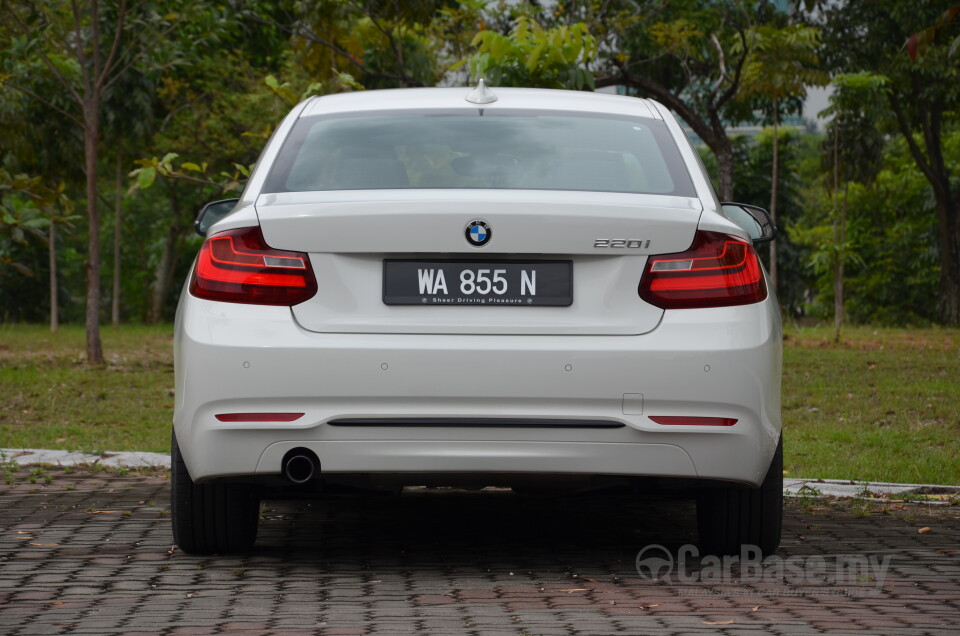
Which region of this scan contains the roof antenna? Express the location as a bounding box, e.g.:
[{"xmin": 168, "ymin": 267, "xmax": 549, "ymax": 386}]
[{"xmin": 465, "ymin": 78, "xmax": 497, "ymax": 105}]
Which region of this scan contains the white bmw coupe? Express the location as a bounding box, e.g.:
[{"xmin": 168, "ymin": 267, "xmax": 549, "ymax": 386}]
[{"xmin": 172, "ymin": 83, "xmax": 782, "ymax": 556}]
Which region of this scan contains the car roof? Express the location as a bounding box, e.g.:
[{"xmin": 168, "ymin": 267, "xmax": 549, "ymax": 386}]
[{"xmin": 299, "ymin": 86, "xmax": 661, "ymax": 120}]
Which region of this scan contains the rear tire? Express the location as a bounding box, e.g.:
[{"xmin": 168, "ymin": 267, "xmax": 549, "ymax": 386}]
[
  {"xmin": 170, "ymin": 431, "xmax": 259, "ymax": 554},
  {"xmin": 696, "ymin": 436, "xmax": 782, "ymax": 557}
]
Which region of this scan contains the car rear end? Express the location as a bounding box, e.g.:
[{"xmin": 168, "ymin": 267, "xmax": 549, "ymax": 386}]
[{"xmin": 172, "ymin": 87, "xmax": 782, "ymax": 555}]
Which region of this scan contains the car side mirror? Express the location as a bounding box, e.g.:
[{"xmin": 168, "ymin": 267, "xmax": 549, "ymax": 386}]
[
  {"xmin": 195, "ymin": 199, "xmax": 239, "ymax": 237},
  {"xmin": 720, "ymin": 203, "xmax": 777, "ymax": 244}
]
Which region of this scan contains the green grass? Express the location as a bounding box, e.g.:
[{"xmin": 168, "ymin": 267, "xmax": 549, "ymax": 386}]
[
  {"xmin": 0, "ymin": 323, "xmax": 958, "ymax": 484},
  {"xmin": 783, "ymin": 326, "xmax": 960, "ymax": 485},
  {"xmin": 0, "ymin": 324, "xmax": 173, "ymax": 453}
]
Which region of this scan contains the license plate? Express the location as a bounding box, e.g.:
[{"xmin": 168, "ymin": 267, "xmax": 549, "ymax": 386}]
[{"xmin": 383, "ymin": 260, "xmax": 573, "ymax": 306}]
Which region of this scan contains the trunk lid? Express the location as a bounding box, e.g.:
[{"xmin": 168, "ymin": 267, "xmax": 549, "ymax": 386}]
[{"xmin": 256, "ymin": 190, "xmax": 702, "ymax": 335}]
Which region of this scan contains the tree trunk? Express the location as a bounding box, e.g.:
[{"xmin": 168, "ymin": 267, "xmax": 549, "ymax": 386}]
[
  {"xmin": 84, "ymin": 107, "xmax": 104, "ymax": 365},
  {"xmin": 832, "ymin": 217, "xmax": 840, "ymax": 342},
  {"xmin": 832, "ymin": 118, "xmax": 841, "ymax": 344},
  {"xmin": 112, "ymin": 152, "xmax": 122, "ymax": 326},
  {"xmin": 146, "ymin": 185, "xmax": 186, "ymax": 324},
  {"xmin": 146, "ymin": 224, "xmax": 183, "ymax": 324},
  {"xmin": 834, "ymin": 184, "xmax": 849, "ymax": 344},
  {"xmin": 83, "ymin": 0, "xmax": 105, "ymax": 364},
  {"xmin": 936, "ymin": 195, "xmax": 960, "ymax": 325},
  {"xmin": 768, "ymin": 98, "xmax": 779, "ymax": 296},
  {"xmin": 696, "ymin": 109, "xmax": 736, "ymax": 201},
  {"xmin": 887, "ymin": 92, "xmax": 959, "ymax": 325},
  {"xmin": 917, "ymin": 154, "xmax": 960, "ymax": 325},
  {"xmin": 393, "ymin": 0, "xmax": 405, "ymax": 89},
  {"xmin": 49, "ymin": 219, "xmax": 58, "ymax": 334},
  {"xmin": 713, "ymin": 140, "xmax": 735, "ymax": 201}
]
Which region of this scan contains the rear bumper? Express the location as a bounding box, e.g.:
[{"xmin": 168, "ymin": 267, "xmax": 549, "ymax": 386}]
[{"xmin": 174, "ymin": 295, "xmax": 781, "ymax": 486}]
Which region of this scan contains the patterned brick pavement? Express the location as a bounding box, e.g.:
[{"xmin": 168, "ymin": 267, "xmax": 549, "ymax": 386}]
[{"xmin": 0, "ymin": 468, "xmax": 958, "ymax": 635}]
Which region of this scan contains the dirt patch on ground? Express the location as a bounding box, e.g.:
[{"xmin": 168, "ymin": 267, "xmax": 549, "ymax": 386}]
[{"xmin": 785, "ymin": 331, "xmax": 958, "ymax": 352}]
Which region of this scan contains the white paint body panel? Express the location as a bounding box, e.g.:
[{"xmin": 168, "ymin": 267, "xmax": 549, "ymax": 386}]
[
  {"xmin": 174, "ymin": 294, "xmax": 781, "ymax": 486},
  {"xmin": 298, "ymin": 87, "xmax": 662, "ymax": 120}
]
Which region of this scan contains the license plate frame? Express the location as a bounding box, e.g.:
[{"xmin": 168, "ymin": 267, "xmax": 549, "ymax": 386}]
[{"xmin": 383, "ymin": 260, "xmax": 573, "ymax": 306}]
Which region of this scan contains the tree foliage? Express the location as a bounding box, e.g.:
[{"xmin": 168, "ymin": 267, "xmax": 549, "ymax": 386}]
[
  {"xmin": 1, "ymin": 0, "xmax": 959, "ymax": 337},
  {"xmin": 737, "ymin": 24, "xmax": 827, "ymax": 106},
  {"xmin": 1, "ymin": 0, "xmax": 193, "ymax": 362},
  {"xmin": 583, "ymin": 0, "xmax": 774, "ymax": 199},
  {"xmin": 814, "ymin": 0, "xmax": 960, "ymax": 325},
  {"xmin": 468, "ymin": 15, "xmax": 596, "ymax": 89},
  {"xmin": 735, "ymin": 23, "xmax": 827, "ymax": 294},
  {"xmin": 730, "ymin": 129, "xmax": 809, "ymax": 317},
  {"xmin": 796, "ymin": 136, "xmax": 945, "ymax": 326}
]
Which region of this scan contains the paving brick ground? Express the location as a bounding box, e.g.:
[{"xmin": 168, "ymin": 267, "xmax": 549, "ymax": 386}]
[{"xmin": 0, "ymin": 468, "xmax": 958, "ymax": 635}]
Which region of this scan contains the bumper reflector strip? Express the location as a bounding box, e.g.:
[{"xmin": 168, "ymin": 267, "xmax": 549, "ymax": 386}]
[
  {"xmin": 327, "ymin": 417, "xmax": 624, "ymax": 428},
  {"xmin": 215, "ymin": 413, "xmax": 304, "ymax": 422},
  {"xmin": 649, "ymin": 416, "xmax": 738, "ymax": 426}
]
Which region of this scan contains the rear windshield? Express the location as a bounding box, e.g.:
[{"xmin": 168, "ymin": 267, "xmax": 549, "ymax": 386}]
[{"xmin": 263, "ymin": 109, "xmax": 696, "ymax": 197}]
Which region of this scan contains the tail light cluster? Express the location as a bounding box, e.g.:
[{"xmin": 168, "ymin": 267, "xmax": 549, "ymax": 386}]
[
  {"xmin": 190, "ymin": 226, "xmax": 317, "ymax": 305},
  {"xmin": 639, "ymin": 231, "xmax": 767, "ymax": 309}
]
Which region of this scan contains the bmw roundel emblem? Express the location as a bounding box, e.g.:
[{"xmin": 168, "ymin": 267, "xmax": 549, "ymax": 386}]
[{"xmin": 465, "ymin": 220, "xmax": 492, "ymax": 247}]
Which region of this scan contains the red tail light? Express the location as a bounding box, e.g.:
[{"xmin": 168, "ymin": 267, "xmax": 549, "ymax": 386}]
[
  {"xmin": 190, "ymin": 226, "xmax": 318, "ymax": 305},
  {"xmin": 638, "ymin": 231, "xmax": 767, "ymax": 309}
]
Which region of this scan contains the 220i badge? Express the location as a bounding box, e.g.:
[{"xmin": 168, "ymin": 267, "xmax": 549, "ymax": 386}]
[
  {"xmin": 383, "ymin": 260, "xmax": 572, "ymax": 306},
  {"xmin": 594, "ymin": 239, "xmax": 651, "ymax": 248}
]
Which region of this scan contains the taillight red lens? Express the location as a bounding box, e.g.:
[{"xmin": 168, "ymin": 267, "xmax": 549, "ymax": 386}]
[
  {"xmin": 638, "ymin": 231, "xmax": 767, "ymax": 309},
  {"xmin": 190, "ymin": 226, "xmax": 318, "ymax": 305}
]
